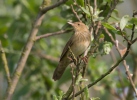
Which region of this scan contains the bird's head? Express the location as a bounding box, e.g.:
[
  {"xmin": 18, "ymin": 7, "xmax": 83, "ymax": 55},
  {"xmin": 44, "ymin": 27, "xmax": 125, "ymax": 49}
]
[{"xmin": 67, "ymin": 22, "xmax": 88, "ymax": 32}]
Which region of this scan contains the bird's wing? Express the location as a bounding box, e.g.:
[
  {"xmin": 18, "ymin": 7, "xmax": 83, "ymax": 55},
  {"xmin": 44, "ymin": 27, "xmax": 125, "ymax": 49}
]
[{"xmin": 59, "ymin": 36, "xmax": 74, "ymax": 61}]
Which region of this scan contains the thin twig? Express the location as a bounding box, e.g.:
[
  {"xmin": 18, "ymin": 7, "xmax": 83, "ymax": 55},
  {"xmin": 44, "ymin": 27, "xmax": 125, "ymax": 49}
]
[
  {"xmin": 93, "ymin": 0, "xmax": 97, "ymax": 14},
  {"xmin": 70, "ymin": 65, "xmax": 75, "ymax": 100},
  {"xmin": 127, "ymin": 51, "xmax": 137, "ymax": 99},
  {"xmin": 104, "ymin": 27, "xmax": 115, "ymax": 43},
  {"xmin": 131, "ymin": 11, "xmax": 137, "ymax": 41},
  {"xmin": 69, "ymin": 45, "xmax": 131, "ymax": 99},
  {"xmin": 132, "ymin": 37, "xmax": 137, "ymax": 44},
  {"xmin": 104, "ymin": 22, "xmax": 137, "ymax": 97},
  {"xmin": 0, "ymin": 41, "xmax": 11, "ymax": 86},
  {"xmin": 104, "ymin": 0, "xmax": 119, "ymax": 21},
  {"xmin": 71, "ymin": 5, "xmax": 82, "ymax": 22},
  {"xmin": 119, "ymin": 30, "xmax": 132, "ymax": 45},
  {"xmin": 41, "ymin": 0, "xmax": 68, "ymax": 14},
  {"xmin": 123, "ymin": 60, "xmax": 137, "ymax": 96},
  {"xmin": 35, "ymin": 29, "xmax": 72, "ymax": 40}
]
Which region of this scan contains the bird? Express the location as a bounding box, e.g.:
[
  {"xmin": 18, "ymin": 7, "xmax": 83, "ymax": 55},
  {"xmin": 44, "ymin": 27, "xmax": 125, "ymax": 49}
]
[{"xmin": 53, "ymin": 22, "xmax": 91, "ymax": 81}]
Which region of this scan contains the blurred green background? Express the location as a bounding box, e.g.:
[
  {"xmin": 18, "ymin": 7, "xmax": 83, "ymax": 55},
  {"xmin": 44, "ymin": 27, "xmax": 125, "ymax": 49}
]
[{"xmin": 0, "ymin": 0, "xmax": 137, "ymax": 100}]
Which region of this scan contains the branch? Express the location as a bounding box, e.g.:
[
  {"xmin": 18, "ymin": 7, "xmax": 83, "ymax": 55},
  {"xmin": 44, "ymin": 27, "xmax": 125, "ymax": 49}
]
[
  {"xmin": 70, "ymin": 24, "xmax": 135, "ymax": 99},
  {"xmin": 4, "ymin": 0, "xmax": 68, "ymax": 99},
  {"xmin": 132, "ymin": 37, "xmax": 137, "ymax": 44},
  {"xmin": 0, "ymin": 41, "xmax": 11, "ymax": 87},
  {"xmin": 93, "ymin": 0, "xmax": 97, "ymax": 14},
  {"xmin": 104, "ymin": 20, "xmax": 137, "ymax": 97},
  {"xmin": 104, "ymin": 0, "xmax": 119, "ymax": 21},
  {"xmin": 41, "ymin": 0, "xmax": 68, "ymax": 14},
  {"xmin": 131, "ymin": 10, "xmax": 137, "ymax": 41},
  {"xmin": 71, "ymin": 5, "xmax": 82, "ymax": 22},
  {"xmin": 123, "ymin": 60, "xmax": 137, "ymax": 96},
  {"xmin": 127, "ymin": 51, "xmax": 137, "ymax": 99},
  {"xmin": 104, "ymin": 27, "xmax": 137, "ymax": 97},
  {"xmin": 119, "ymin": 30, "xmax": 132, "ymax": 45},
  {"xmin": 69, "ymin": 46, "xmax": 130, "ymax": 99},
  {"xmin": 35, "ymin": 29, "xmax": 72, "ymax": 40}
]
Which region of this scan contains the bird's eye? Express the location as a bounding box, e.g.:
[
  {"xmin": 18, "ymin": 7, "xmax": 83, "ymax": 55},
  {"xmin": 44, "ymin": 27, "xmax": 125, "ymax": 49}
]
[{"xmin": 78, "ymin": 23, "xmax": 80, "ymax": 26}]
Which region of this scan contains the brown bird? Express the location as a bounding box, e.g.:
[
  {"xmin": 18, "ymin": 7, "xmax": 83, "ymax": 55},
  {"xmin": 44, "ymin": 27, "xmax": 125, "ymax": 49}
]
[{"xmin": 53, "ymin": 22, "xmax": 91, "ymax": 81}]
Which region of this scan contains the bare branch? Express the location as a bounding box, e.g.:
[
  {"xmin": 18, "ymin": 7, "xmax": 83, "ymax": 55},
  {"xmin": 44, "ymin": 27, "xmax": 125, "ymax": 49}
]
[
  {"xmin": 132, "ymin": 37, "xmax": 137, "ymax": 44},
  {"xmin": 119, "ymin": 30, "xmax": 132, "ymax": 45},
  {"xmin": 41, "ymin": 0, "xmax": 68, "ymax": 14},
  {"xmin": 104, "ymin": 27, "xmax": 115, "ymax": 43},
  {"xmin": 35, "ymin": 29, "xmax": 72, "ymax": 41},
  {"xmin": 123, "ymin": 60, "xmax": 137, "ymax": 96},
  {"xmin": 127, "ymin": 51, "xmax": 137, "ymax": 99},
  {"xmin": 104, "ymin": 0, "xmax": 119, "ymax": 21},
  {"xmin": 70, "ymin": 65, "xmax": 75, "ymax": 100},
  {"xmin": 0, "ymin": 41, "xmax": 11, "ymax": 87},
  {"xmin": 71, "ymin": 5, "xmax": 82, "ymax": 22},
  {"xmin": 93, "ymin": 0, "xmax": 97, "ymax": 14},
  {"xmin": 131, "ymin": 10, "xmax": 137, "ymax": 41}
]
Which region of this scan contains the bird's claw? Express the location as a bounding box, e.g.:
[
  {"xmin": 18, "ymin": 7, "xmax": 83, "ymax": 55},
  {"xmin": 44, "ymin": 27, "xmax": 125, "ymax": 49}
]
[{"xmin": 81, "ymin": 56, "xmax": 88, "ymax": 64}]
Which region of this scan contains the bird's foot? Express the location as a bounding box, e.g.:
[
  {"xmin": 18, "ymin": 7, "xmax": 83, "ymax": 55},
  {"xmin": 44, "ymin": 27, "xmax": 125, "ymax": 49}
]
[{"xmin": 81, "ymin": 56, "xmax": 88, "ymax": 64}]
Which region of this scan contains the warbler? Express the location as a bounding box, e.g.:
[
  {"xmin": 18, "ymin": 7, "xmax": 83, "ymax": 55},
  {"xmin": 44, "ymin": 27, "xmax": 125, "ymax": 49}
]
[{"xmin": 53, "ymin": 22, "xmax": 91, "ymax": 81}]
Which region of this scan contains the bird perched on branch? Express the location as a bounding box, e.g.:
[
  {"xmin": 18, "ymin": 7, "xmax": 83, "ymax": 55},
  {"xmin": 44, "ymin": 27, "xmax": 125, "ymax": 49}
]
[{"xmin": 53, "ymin": 22, "xmax": 91, "ymax": 81}]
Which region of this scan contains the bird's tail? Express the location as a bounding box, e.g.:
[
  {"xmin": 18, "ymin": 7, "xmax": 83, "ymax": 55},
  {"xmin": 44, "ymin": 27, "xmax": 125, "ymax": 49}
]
[{"xmin": 53, "ymin": 61, "xmax": 69, "ymax": 81}]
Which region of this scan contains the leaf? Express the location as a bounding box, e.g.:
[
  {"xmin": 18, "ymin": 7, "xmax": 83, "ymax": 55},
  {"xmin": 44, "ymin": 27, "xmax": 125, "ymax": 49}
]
[
  {"xmin": 76, "ymin": 74, "xmax": 82, "ymax": 85},
  {"xmin": 120, "ymin": 15, "xmax": 130, "ymax": 30},
  {"xmin": 129, "ymin": 17, "xmax": 137, "ymax": 25},
  {"xmin": 84, "ymin": 86, "xmax": 90, "ymax": 99},
  {"xmin": 80, "ymin": 7, "xmax": 90, "ymax": 16},
  {"xmin": 53, "ymin": 95, "xmax": 58, "ymax": 100},
  {"xmin": 76, "ymin": 0, "xmax": 84, "ymax": 7},
  {"xmin": 65, "ymin": 0, "xmax": 73, "ymax": 6},
  {"xmin": 102, "ymin": 22, "xmax": 117, "ymax": 31},
  {"xmin": 103, "ymin": 41, "xmax": 112, "ymax": 54},
  {"xmin": 58, "ymin": 90, "xmax": 64, "ymax": 100}
]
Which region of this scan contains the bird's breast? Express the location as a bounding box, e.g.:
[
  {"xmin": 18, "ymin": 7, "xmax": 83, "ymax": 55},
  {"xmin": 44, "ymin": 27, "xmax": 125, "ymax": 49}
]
[{"xmin": 71, "ymin": 40, "xmax": 90, "ymax": 57}]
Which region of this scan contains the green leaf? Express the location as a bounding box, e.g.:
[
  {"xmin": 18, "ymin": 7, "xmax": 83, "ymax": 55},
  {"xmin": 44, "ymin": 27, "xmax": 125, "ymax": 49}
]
[
  {"xmin": 84, "ymin": 86, "xmax": 90, "ymax": 99},
  {"xmin": 125, "ymin": 24, "xmax": 133, "ymax": 29},
  {"xmin": 103, "ymin": 41, "xmax": 112, "ymax": 54},
  {"xmin": 53, "ymin": 95, "xmax": 58, "ymax": 100},
  {"xmin": 66, "ymin": 0, "xmax": 73, "ymax": 6},
  {"xmin": 76, "ymin": 0, "xmax": 84, "ymax": 7},
  {"xmin": 129, "ymin": 17, "xmax": 137, "ymax": 25},
  {"xmin": 102, "ymin": 22, "xmax": 117, "ymax": 31},
  {"xmin": 80, "ymin": 7, "xmax": 90, "ymax": 16},
  {"xmin": 76, "ymin": 74, "xmax": 82, "ymax": 85},
  {"xmin": 58, "ymin": 90, "xmax": 64, "ymax": 100},
  {"xmin": 120, "ymin": 15, "xmax": 130, "ymax": 30}
]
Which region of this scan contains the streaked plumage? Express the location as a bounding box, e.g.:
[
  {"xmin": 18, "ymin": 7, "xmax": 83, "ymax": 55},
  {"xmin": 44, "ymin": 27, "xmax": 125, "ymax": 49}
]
[{"xmin": 53, "ymin": 22, "xmax": 91, "ymax": 81}]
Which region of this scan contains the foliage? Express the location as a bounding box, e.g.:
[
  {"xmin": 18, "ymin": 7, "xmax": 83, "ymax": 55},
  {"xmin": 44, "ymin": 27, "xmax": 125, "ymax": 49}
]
[{"xmin": 0, "ymin": 0, "xmax": 137, "ymax": 100}]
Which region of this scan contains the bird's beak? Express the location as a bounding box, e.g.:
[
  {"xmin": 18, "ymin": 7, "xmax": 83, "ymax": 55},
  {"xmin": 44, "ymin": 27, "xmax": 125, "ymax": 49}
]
[{"xmin": 67, "ymin": 22, "xmax": 74, "ymax": 26}]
